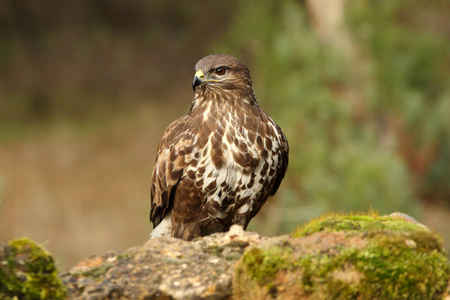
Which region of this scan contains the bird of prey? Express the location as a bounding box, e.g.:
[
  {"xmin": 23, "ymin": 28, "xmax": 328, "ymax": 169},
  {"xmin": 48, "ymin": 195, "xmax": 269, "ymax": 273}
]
[{"xmin": 150, "ymin": 54, "xmax": 289, "ymax": 240}]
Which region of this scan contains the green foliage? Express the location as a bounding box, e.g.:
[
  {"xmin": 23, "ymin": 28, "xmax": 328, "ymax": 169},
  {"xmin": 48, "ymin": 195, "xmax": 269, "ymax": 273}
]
[
  {"xmin": 217, "ymin": 0, "xmax": 450, "ymax": 234},
  {"xmin": 0, "ymin": 238, "xmax": 66, "ymax": 300},
  {"xmin": 346, "ymin": 0, "xmax": 450, "ymax": 202}
]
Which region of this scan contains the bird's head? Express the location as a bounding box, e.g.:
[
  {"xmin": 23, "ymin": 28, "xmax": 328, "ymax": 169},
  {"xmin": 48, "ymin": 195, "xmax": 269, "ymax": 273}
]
[{"xmin": 192, "ymin": 54, "xmax": 252, "ymax": 95}]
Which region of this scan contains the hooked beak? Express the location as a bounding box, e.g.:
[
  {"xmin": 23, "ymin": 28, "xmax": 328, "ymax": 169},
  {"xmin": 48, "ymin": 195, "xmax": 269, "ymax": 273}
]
[{"xmin": 192, "ymin": 70, "xmax": 204, "ymax": 91}]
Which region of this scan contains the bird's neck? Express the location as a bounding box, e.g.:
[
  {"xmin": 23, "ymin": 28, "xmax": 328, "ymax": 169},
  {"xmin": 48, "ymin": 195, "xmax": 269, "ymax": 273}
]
[{"xmin": 190, "ymin": 89, "xmax": 258, "ymax": 116}]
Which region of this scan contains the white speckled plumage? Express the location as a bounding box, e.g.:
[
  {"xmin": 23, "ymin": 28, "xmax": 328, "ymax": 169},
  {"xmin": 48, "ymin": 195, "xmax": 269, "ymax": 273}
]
[{"xmin": 150, "ymin": 54, "xmax": 288, "ymax": 240}]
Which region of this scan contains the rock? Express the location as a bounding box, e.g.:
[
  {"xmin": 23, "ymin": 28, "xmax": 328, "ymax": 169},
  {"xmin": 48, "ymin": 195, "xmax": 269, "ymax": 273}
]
[
  {"xmin": 235, "ymin": 216, "xmax": 449, "ymax": 299},
  {"xmin": 60, "ymin": 213, "xmax": 449, "ymax": 300},
  {"xmin": 61, "ymin": 235, "xmax": 241, "ymax": 299},
  {"xmin": 2, "ymin": 213, "xmax": 449, "ymax": 299}
]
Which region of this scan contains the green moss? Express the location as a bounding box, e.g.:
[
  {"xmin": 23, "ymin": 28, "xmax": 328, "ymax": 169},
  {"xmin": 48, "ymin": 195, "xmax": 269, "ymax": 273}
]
[
  {"xmin": 0, "ymin": 238, "xmax": 66, "ymax": 300},
  {"xmin": 116, "ymin": 252, "xmax": 130, "ymax": 260},
  {"xmin": 81, "ymin": 263, "xmax": 112, "ymax": 278},
  {"xmin": 357, "ymin": 233, "xmax": 448, "ymax": 298},
  {"xmin": 203, "ymin": 245, "xmax": 225, "ymax": 256},
  {"xmin": 225, "ymin": 252, "xmax": 242, "ymax": 261},
  {"xmin": 235, "ymin": 246, "xmax": 292, "ymax": 287},
  {"xmin": 292, "ymin": 212, "xmax": 428, "ymax": 237},
  {"xmin": 297, "ymin": 231, "xmax": 449, "ymax": 299},
  {"xmin": 234, "ymin": 212, "xmax": 450, "ymax": 299}
]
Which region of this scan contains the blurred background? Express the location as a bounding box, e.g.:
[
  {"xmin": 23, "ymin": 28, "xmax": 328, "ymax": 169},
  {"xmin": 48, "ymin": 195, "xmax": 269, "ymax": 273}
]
[{"xmin": 1, "ymin": 0, "xmax": 449, "ymax": 269}]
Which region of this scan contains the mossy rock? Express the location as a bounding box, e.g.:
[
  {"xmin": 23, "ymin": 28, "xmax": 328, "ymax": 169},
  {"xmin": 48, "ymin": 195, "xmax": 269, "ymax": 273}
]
[
  {"xmin": 0, "ymin": 238, "xmax": 66, "ymax": 300},
  {"xmin": 233, "ymin": 212, "xmax": 450, "ymax": 299},
  {"xmin": 292, "ymin": 211, "xmax": 429, "ymax": 237}
]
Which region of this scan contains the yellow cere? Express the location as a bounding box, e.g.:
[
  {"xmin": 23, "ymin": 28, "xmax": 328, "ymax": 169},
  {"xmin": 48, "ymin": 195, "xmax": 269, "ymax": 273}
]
[{"xmin": 195, "ymin": 70, "xmax": 204, "ymax": 79}]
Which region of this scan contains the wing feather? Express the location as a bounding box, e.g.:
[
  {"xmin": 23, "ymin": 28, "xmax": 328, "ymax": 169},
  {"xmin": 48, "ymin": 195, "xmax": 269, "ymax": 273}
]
[
  {"xmin": 253, "ymin": 109, "xmax": 289, "ymax": 197},
  {"xmin": 150, "ymin": 115, "xmax": 194, "ymax": 227},
  {"xmin": 270, "ymin": 126, "xmax": 289, "ymax": 196}
]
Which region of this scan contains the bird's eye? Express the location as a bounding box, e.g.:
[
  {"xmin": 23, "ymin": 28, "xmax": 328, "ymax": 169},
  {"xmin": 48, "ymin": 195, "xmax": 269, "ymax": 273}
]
[{"xmin": 215, "ymin": 68, "xmax": 226, "ymax": 76}]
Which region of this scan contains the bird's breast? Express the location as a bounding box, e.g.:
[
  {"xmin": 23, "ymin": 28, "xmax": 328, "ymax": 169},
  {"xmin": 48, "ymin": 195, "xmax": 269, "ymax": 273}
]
[{"xmin": 184, "ymin": 105, "xmax": 281, "ymax": 217}]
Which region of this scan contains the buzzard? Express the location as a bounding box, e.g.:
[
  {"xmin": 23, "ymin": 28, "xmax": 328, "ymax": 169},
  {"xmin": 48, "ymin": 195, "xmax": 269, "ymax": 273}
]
[{"xmin": 150, "ymin": 54, "xmax": 288, "ymax": 240}]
